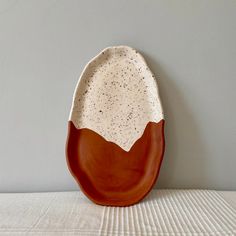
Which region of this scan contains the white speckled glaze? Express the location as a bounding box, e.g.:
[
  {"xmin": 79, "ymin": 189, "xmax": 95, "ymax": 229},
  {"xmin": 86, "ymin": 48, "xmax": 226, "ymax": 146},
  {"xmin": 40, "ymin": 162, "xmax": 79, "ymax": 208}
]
[{"xmin": 69, "ymin": 46, "xmax": 164, "ymax": 151}]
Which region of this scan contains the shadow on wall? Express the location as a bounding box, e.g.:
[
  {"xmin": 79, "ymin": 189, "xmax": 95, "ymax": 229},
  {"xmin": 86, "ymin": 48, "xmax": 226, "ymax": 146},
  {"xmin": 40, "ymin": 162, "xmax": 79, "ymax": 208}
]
[{"xmin": 143, "ymin": 53, "xmax": 209, "ymax": 189}]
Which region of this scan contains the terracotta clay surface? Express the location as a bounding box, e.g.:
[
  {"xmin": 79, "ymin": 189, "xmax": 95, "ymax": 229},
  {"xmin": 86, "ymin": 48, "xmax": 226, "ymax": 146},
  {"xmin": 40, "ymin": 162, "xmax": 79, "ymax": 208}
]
[
  {"xmin": 67, "ymin": 120, "xmax": 165, "ymax": 206},
  {"xmin": 66, "ymin": 46, "xmax": 165, "ymax": 206}
]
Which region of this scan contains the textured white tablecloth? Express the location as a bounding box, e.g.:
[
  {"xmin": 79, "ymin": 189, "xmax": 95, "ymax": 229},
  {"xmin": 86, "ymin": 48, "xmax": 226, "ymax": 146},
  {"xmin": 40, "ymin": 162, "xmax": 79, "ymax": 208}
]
[{"xmin": 0, "ymin": 190, "xmax": 236, "ymax": 235}]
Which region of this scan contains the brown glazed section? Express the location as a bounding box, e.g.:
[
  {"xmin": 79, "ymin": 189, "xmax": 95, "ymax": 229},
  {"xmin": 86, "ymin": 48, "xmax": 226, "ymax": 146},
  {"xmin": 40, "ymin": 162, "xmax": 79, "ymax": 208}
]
[{"xmin": 66, "ymin": 119, "xmax": 165, "ymax": 206}]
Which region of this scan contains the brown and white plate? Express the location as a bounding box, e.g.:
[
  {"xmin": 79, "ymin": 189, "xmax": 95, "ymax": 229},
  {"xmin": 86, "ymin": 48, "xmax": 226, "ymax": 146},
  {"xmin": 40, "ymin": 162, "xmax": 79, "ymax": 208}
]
[{"xmin": 66, "ymin": 46, "xmax": 165, "ymax": 206}]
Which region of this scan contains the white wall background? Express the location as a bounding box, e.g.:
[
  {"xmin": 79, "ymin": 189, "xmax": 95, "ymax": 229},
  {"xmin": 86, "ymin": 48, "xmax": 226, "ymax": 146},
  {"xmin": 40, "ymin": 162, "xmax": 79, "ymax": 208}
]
[{"xmin": 0, "ymin": 0, "xmax": 235, "ymax": 192}]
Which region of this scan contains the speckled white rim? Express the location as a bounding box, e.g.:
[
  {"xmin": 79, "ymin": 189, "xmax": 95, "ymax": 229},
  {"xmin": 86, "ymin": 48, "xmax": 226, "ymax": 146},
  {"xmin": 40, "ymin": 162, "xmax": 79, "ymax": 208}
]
[{"xmin": 69, "ymin": 45, "xmax": 164, "ymax": 151}]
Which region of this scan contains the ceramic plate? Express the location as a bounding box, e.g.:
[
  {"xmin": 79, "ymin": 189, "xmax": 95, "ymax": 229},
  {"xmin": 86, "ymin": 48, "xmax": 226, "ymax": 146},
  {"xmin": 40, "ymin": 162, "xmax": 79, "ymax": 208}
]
[{"xmin": 66, "ymin": 46, "xmax": 165, "ymax": 206}]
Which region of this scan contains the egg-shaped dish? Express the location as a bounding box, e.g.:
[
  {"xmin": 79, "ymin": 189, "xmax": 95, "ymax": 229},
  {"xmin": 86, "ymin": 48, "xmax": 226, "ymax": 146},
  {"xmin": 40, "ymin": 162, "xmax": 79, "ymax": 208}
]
[{"xmin": 66, "ymin": 46, "xmax": 165, "ymax": 206}]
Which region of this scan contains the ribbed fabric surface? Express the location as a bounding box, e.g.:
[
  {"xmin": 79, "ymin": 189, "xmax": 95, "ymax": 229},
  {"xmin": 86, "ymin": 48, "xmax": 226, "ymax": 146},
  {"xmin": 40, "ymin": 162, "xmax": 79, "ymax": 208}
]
[
  {"xmin": 0, "ymin": 190, "xmax": 235, "ymax": 235},
  {"xmin": 100, "ymin": 190, "xmax": 236, "ymax": 236}
]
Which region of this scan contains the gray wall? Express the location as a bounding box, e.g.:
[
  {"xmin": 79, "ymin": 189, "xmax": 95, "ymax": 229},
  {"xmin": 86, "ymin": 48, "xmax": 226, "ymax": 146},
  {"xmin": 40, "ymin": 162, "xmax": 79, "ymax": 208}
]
[{"xmin": 0, "ymin": 0, "xmax": 235, "ymax": 192}]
